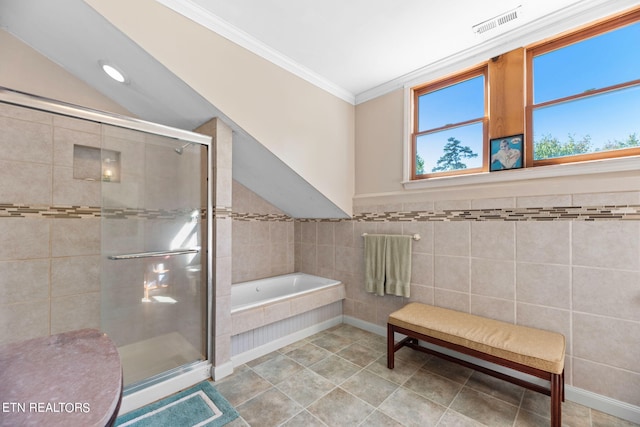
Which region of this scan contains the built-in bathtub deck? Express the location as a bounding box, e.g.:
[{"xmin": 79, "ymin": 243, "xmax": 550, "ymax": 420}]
[
  {"xmin": 229, "ymin": 275, "xmax": 345, "ymax": 364},
  {"xmin": 231, "ymin": 282, "xmax": 345, "ymax": 336}
]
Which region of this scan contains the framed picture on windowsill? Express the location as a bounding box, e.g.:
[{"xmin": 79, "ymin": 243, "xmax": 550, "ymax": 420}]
[{"xmin": 490, "ymin": 134, "xmax": 523, "ymax": 171}]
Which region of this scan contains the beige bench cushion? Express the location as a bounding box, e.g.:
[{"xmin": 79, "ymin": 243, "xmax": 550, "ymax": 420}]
[{"xmin": 389, "ymin": 303, "xmax": 565, "ymax": 374}]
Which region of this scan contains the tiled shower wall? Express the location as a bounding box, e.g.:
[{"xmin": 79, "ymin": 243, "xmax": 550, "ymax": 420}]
[
  {"xmin": 0, "ymin": 101, "xmax": 207, "ymax": 354},
  {"xmin": 295, "ymin": 193, "xmax": 640, "ymax": 408},
  {"xmin": 0, "ymin": 103, "xmax": 102, "ymax": 345}
]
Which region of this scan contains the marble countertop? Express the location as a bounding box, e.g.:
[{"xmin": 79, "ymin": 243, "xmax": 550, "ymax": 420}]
[{"xmin": 0, "ymin": 329, "xmax": 122, "ymax": 427}]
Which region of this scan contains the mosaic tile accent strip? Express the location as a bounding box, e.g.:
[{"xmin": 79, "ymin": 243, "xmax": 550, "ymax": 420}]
[
  {"xmin": 231, "ymin": 212, "xmax": 293, "ymax": 222},
  {"xmin": 215, "ymin": 206, "xmax": 233, "ymax": 219},
  {"xmin": 3, "ymin": 204, "xmax": 639, "ymax": 221},
  {"xmin": 0, "ymin": 204, "xmax": 230, "ymax": 220},
  {"xmin": 359, "ymin": 205, "xmax": 640, "ymax": 222},
  {"xmin": 297, "ymin": 205, "xmax": 640, "ymax": 222},
  {"xmin": 0, "ymin": 204, "xmax": 101, "ymax": 219},
  {"xmin": 102, "ymin": 207, "xmax": 201, "ymax": 220}
]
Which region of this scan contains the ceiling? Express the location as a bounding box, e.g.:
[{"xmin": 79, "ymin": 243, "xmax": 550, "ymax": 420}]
[
  {"xmin": 160, "ymin": 0, "xmax": 586, "ymax": 102},
  {"xmin": 1, "ymin": 0, "xmax": 635, "ymax": 217}
]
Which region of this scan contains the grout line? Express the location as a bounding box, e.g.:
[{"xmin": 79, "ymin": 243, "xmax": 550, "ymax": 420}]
[
  {"xmin": 511, "ymin": 386, "xmax": 527, "ymax": 427},
  {"xmin": 226, "ymin": 324, "xmax": 626, "ymax": 426},
  {"xmin": 568, "ymin": 220, "xmax": 575, "ymax": 392}
]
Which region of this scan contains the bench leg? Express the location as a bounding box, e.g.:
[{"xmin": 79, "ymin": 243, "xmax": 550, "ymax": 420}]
[
  {"xmin": 550, "ymin": 372, "xmax": 563, "ymax": 427},
  {"xmin": 387, "ymin": 323, "xmax": 395, "ymax": 369}
]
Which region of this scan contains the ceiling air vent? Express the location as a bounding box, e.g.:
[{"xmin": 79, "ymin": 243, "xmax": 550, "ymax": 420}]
[{"xmin": 472, "ymin": 6, "xmax": 521, "ymax": 35}]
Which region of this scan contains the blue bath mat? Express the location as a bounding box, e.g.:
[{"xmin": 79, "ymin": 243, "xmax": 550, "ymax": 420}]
[{"xmin": 115, "ymin": 381, "xmax": 239, "ymax": 427}]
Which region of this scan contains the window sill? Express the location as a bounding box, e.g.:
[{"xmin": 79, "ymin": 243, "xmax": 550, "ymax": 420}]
[{"xmin": 402, "ymin": 156, "xmax": 640, "ymax": 191}]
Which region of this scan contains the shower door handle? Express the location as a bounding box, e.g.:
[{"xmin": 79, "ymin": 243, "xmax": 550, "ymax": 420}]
[{"xmin": 108, "ymin": 248, "xmax": 199, "ymax": 260}]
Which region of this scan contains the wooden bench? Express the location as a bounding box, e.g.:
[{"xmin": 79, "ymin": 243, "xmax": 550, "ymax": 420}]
[{"xmin": 388, "ymin": 303, "xmax": 565, "ymax": 427}]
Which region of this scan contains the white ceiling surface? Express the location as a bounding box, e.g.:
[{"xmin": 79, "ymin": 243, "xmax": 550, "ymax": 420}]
[
  {"xmin": 165, "ymin": 0, "xmax": 588, "ymax": 103},
  {"xmin": 1, "ymin": 0, "xmax": 637, "ymax": 217}
]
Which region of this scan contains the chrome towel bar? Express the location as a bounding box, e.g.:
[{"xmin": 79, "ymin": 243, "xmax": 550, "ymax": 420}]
[
  {"xmin": 108, "ymin": 248, "xmax": 199, "ymax": 260},
  {"xmin": 361, "ymin": 233, "xmax": 421, "ymax": 241}
]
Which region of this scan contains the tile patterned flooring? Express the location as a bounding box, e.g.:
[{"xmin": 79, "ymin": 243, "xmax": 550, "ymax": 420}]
[{"xmin": 214, "ymin": 324, "xmax": 638, "ymax": 427}]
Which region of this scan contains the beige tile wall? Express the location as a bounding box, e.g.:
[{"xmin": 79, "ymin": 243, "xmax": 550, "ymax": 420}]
[
  {"xmin": 231, "ymin": 181, "xmax": 295, "ymax": 283},
  {"xmin": 0, "ymin": 103, "xmax": 102, "ymax": 345},
  {"xmin": 3, "ymin": 100, "xmax": 638, "ymax": 409},
  {"xmin": 294, "ymin": 191, "xmax": 640, "ymax": 407},
  {"xmin": 1, "ymin": 102, "xmax": 209, "ymax": 357},
  {"xmin": 194, "ymin": 118, "xmax": 234, "ymax": 368}
]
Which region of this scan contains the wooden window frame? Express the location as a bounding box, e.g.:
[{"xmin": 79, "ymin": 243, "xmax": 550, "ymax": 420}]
[
  {"xmin": 411, "ymin": 65, "xmax": 489, "ymax": 180},
  {"xmin": 525, "ymin": 8, "xmax": 640, "ymax": 167}
]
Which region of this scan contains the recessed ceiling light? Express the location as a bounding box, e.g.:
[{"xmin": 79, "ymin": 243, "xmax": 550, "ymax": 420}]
[{"xmin": 100, "ymin": 61, "xmax": 127, "ymax": 83}]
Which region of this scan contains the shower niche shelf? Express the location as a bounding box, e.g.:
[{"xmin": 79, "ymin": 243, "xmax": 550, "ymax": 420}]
[{"xmin": 73, "ymin": 145, "xmax": 121, "ymax": 182}]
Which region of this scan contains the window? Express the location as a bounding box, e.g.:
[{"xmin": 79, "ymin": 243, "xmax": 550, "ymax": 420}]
[
  {"xmin": 527, "ymin": 10, "xmax": 640, "ymax": 166},
  {"xmin": 412, "ymin": 67, "xmax": 487, "ymax": 178},
  {"xmin": 408, "ymin": 7, "xmax": 640, "ymax": 183}
]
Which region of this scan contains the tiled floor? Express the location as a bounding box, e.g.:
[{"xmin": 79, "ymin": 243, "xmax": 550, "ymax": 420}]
[{"xmin": 214, "ymin": 324, "xmax": 638, "ymax": 427}]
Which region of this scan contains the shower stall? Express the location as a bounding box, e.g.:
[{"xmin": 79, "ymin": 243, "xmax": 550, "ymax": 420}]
[
  {"xmin": 100, "ymin": 123, "xmax": 211, "ymax": 393},
  {"xmin": 0, "ymin": 88, "xmax": 213, "ymax": 408}
]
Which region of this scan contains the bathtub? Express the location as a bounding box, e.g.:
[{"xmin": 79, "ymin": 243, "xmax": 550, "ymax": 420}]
[
  {"xmin": 231, "ymin": 272, "xmax": 342, "ymax": 313},
  {"xmin": 230, "ymin": 273, "xmax": 345, "ymax": 358}
]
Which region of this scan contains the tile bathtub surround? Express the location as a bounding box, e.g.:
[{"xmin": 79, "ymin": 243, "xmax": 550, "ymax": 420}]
[
  {"xmin": 232, "ymin": 181, "xmax": 295, "ymax": 284},
  {"xmin": 215, "ymin": 324, "xmax": 639, "ymax": 427},
  {"xmin": 294, "ymin": 193, "xmax": 640, "ymax": 411}
]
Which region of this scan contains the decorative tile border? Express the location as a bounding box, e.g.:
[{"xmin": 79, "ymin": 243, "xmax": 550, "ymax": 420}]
[
  {"xmin": 298, "ymin": 205, "xmax": 640, "ymax": 222},
  {"xmin": 102, "ymin": 207, "xmax": 201, "ymax": 220},
  {"xmin": 0, "ymin": 204, "xmax": 101, "ymax": 219},
  {"xmin": 0, "ymin": 204, "xmax": 225, "ymax": 220},
  {"xmin": 3, "ymin": 204, "xmax": 639, "ymax": 221},
  {"xmin": 231, "ymin": 212, "xmax": 293, "ymax": 222},
  {"xmin": 352, "ymin": 205, "xmax": 640, "ymax": 222},
  {"xmin": 215, "ymin": 206, "xmax": 233, "ymax": 219}
]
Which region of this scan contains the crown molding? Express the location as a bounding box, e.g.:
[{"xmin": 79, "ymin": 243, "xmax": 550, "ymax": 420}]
[
  {"xmin": 155, "ymin": 0, "xmax": 356, "ymax": 104},
  {"xmin": 156, "ymin": 0, "xmax": 638, "ymax": 107},
  {"xmin": 355, "ymin": 0, "xmax": 640, "ymax": 104}
]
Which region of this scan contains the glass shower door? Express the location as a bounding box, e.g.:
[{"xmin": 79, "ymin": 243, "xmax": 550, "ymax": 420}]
[{"xmin": 100, "ymin": 124, "xmax": 208, "ymax": 388}]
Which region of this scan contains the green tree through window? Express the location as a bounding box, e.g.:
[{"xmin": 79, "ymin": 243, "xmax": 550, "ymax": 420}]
[
  {"xmin": 415, "ymin": 154, "xmax": 425, "ymax": 175},
  {"xmin": 534, "ymin": 134, "xmax": 592, "ymax": 160},
  {"xmin": 530, "ymin": 16, "xmax": 640, "ymax": 164},
  {"xmin": 432, "ymin": 137, "xmax": 479, "ymax": 172},
  {"xmin": 412, "ymin": 67, "xmax": 486, "ymax": 177},
  {"xmin": 600, "ymin": 133, "xmax": 640, "ymax": 151}
]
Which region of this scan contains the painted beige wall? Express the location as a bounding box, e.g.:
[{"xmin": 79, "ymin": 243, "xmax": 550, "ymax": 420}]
[
  {"xmin": 0, "ymin": 30, "xmax": 132, "ymax": 116},
  {"xmin": 355, "ymin": 89, "xmax": 405, "ymax": 195},
  {"xmin": 86, "ymin": 0, "xmax": 355, "ymax": 216}
]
